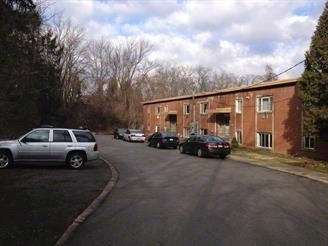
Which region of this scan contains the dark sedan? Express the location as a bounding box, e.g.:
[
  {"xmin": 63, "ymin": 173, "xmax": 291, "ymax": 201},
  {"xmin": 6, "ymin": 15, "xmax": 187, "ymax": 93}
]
[
  {"xmin": 179, "ymin": 135, "xmax": 231, "ymax": 158},
  {"xmin": 147, "ymin": 131, "xmax": 179, "ymax": 149}
]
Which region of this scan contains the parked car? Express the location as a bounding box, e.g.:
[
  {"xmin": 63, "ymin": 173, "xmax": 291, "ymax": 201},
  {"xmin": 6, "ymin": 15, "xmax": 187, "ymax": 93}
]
[
  {"xmin": 113, "ymin": 128, "xmax": 127, "ymax": 139},
  {"xmin": 179, "ymin": 135, "xmax": 231, "ymax": 158},
  {"xmin": 123, "ymin": 129, "xmax": 146, "ymax": 142},
  {"xmin": 147, "ymin": 131, "xmax": 179, "ymax": 149},
  {"xmin": 0, "ymin": 127, "xmax": 99, "ymax": 169}
]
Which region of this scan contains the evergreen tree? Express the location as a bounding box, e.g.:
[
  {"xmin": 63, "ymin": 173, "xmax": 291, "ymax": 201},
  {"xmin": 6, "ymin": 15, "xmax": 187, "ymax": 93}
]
[
  {"xmin": 299, "ymin": 2, "xmax": 328, "ymax": 140},
  {"xmin": 0, "ymin": 0, "xmax": 63, "ymax": 136}
]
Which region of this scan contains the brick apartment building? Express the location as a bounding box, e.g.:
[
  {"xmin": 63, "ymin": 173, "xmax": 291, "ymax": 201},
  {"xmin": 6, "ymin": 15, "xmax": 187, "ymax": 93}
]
[{"xmin": 142, "ymin": 77, "xmax": 328, "ymax": 160}]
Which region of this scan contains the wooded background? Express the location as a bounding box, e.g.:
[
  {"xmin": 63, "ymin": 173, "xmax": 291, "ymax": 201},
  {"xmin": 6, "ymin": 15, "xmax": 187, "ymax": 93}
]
[{"xmin": 0, "ymin": 0, "xmax": 281, "ymax": 137}]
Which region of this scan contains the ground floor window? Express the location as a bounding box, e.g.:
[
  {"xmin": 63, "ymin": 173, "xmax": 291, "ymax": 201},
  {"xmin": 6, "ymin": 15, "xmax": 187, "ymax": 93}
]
[
  {"xmin": 200, "ymin": 128, "xmax": 208, "ymax": 135},
  {"xmin": 303, "ymin": 136, "xmax": 315, "ymax": 150},
  {"xmin": 235, "ymin": 130, "xmax": 242, "ymax": 144},
  {"xmin": 257, "ymin": 132, "xmax": 272, "ymax": 148},
  {"xmin": 183, "ymin": 127, "xmax": 191, "ymax": 137}
]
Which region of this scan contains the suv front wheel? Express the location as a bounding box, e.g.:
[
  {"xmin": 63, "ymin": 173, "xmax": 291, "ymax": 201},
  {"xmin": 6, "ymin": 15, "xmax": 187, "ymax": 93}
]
[
  {"xmin": 66, "ymin": 152, "xmax": 86, "ymax": 169},
  {"xmin": 0, "ymin": 150, "xmax": 13, "ymax": 169}
]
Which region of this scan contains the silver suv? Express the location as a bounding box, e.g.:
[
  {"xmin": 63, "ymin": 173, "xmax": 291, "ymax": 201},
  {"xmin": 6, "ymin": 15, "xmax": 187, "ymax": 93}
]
[{"xmin": 0, "ymin": 127, "xmax": 99, "ymax": 169}]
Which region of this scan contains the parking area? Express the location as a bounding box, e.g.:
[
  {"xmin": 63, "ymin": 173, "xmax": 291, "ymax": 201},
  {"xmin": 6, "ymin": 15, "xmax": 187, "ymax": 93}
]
[{"xmin": 0, "ymin": 160, "xmax": 111, "ymax": 246}]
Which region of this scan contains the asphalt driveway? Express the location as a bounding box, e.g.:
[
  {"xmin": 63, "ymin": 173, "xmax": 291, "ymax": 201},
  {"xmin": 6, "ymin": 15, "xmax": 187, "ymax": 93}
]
[{"xmin": 0, "ymin": 160, "xmax": 111, "ymax": 246}]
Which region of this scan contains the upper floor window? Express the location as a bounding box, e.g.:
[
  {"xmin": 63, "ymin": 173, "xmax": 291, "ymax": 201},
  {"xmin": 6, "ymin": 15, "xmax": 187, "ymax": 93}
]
[
  {"xmin": 164, "ymin": 105, "xmax": 168, "ymax": 113},
  {"xmin": 303, "ymin": 136, "xmax": 315, "ymax": 150},
  {"xmin": 236, "ymin": 98, "xmax": 242, "ymax": 113},
  {"xmin": 155, "ymin": 106, "xmax": 161, "ymax": 115},
  {"xmin": 183, "ymin": 104, "xmax": 190, "ymax": 115},
  {"xmin": 257, "ymin": 96, "xmax": 272, "ymax": 112},
  {"xmin": 200, "ymin": 102, "xmax": 208, "ymax": 114}
]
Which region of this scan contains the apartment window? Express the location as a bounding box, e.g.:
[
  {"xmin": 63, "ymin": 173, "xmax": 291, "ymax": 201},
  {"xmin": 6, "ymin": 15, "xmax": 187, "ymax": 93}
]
[
  {"xmin": 200, "ymin": 128, "xmax": 208, "ymax": 135},
  {"xmin": 200, "ymin": 102, "xmax": 208, "ymax": 114},
  {"xmin": 235, "ymin": 130, "xmax": 242, "ymax": 144},
  {"xmin": 183, "ymin": 127, "xmax": 191, "ymax": 137},
  {"xmin": 257, "ymin": 96, "xmax": 272, "ymax": 112},
  {"xmin": 303, "ymin": 136, "xmax": 315, "ymax": 149},
  {"xmin": 257, "ymin": 132, "xmax": 272, "ymax": 148},
  {"xmin": 183, "ymin": 104, "xmax": 190, "ymax": 115},
  {"xmin": 164, "ymin": 105, "xmax": 168, "ymax": 113},
  {"xmin": 155, "ymin": 106, "xmax": 161, "ymax": 115},
  {"xmin": 236, "ymin": 98, "xmax": 242, "ymax": 114}
]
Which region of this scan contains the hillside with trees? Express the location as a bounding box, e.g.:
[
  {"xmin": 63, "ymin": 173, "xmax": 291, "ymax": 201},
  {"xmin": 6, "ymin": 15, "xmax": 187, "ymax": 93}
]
[{"xmin": 0, "ymin": 0, "xmax": 276, "ymax": 137}]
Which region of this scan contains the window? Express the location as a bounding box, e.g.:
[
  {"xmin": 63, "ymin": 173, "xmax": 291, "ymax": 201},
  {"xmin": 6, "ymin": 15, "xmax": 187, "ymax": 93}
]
[
  {"xmin": 73, "ymin": 131, "xmax": 96, "ymax": 142},
  {"xmin": 257, "ymin": 96, "xmax": 272, "ymax": 112},
  {"xmin": 183, "ymin": 104, "xmax": 190, "ymax": 115},
  {"xmin": 24, "ymin": 130, "xmax": 50, "ymax": 142},
  {"xmin": 303, "ymin": 136, "xmax": 315, "ymax": 149},
  {"xmin": 183, "ymin": 127, "xmax": 191, "ymax": 137},
  {"xmin": 164, "ymin": 105, "xmax": 168, "ymax": 113},
  {"xmin": 235, "ymin": 130, "xmax": 242, "ymax": 144},
  {"xmin": 257, "ymin": 132, "xmax": 272, "ymax": 148},
  {"xmin": 53, "ymin": 130, "xmax": 72, "ymax": 142},
  {"xmin": 155, "ymin": 106, "xmax": 161, "ymax": 115},
  {"xmin": 200, "ymin": 128, "xmax": 208, "ymax": 135},
  {"xmin": 155, "ymin": 125, "xmax": 160, "ymax": 132},
  {"xmin": 200, "ymin": 102, "xmax": 208, "ymax": 114},
  {"xmin": 236, "ymin": 98, "xmax": 242, "ymax": 113}
]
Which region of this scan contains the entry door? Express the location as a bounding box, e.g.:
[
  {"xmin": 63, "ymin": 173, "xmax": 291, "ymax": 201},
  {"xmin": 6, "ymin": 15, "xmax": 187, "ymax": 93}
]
[
  {"xmin": 216, "ymin": 113, "xmax": 230, "ymax": 139},
  {"xmin": 17, "ymin": 129, "xmax": 51, "ymax": 161},
  {"xmin": 168, "ymin": 115, "xmax": 177, "ymax": 133}
]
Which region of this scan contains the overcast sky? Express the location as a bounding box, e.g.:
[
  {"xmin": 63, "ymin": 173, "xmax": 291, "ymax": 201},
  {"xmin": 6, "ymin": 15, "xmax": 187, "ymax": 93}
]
[{"xmin": 46, "ymin": 0, "xmax": 326, "ymax": 79}]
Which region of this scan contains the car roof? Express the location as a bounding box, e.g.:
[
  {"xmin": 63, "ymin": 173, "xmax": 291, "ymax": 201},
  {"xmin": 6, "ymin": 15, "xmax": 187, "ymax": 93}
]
[{"xmin": 35, "ymin": 127, "xmax": 91, "ymax": 131}]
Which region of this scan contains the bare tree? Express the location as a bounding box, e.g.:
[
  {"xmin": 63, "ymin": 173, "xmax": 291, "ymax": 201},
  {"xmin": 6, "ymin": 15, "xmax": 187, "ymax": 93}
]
[
  {"xmin": 263, "ymin": 64, "xmax": 278, "ymax": 81},
  {"xmin": 52, "ymin": 17, "xmax": 86, "ymax": 108}
]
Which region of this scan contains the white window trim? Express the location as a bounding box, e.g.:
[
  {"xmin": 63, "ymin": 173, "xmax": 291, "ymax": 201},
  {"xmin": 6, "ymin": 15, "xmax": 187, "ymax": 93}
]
[
  {"xmin": 303, "ymin": 136, "xmax": 315, "ymax": 150},
  {"xmin": 183, "ymin": 103, "xmax": 190, "ymax": 115},
  {"xmin": 257, "ymin": 96, "xmax": 273, "ymax": 113},
  {"xmin": 236, "ymin": 98, "xmax": 242, "ymax": 114},
  {"xmin": 155, "ymin": 106, "xmax": 161, "ymax": 115},
  {"xmin": 256, "ymin": 132, "xmax": 272, "ymax": 148},
  {"xmin": 235, "ymin": 130, "xmax": 242, "ymax": 144},
  {"xmin": 200, "ymin": 102, "xmax": 208, "ymax": 115}
]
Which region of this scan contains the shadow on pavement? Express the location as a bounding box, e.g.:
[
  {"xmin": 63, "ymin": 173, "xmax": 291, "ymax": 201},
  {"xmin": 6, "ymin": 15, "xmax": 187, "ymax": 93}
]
[{"xmin": 0, "ymin": 160, "xmax": 111, "ymax": 246}]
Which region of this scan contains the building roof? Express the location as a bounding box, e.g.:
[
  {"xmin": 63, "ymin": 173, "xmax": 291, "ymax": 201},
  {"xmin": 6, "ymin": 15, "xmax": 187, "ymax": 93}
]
[{"xmin": 142, "ymin": 77, "xmax": 301, "ymax": 105}]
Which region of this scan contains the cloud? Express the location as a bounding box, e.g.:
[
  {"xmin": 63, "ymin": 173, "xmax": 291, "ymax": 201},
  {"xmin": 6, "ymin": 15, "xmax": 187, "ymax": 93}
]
[{"xmin": 46, "ymin": 0, "xmax": 326, "ymax": 78}]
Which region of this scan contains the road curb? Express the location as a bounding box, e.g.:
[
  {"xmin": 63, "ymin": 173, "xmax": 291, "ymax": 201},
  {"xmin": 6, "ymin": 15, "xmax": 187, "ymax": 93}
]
[
  {"xmin": 230, "ymin": 155, "xmax": 328, "ymax": 185},
  {"xmin": 54, "ymin": 158, "xmax": 119, "ymax": 246}
]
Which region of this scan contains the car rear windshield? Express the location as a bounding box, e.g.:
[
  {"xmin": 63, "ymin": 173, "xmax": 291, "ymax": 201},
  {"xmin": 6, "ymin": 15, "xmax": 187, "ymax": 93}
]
[
  {"xmin": 131, "ymin": 130, "xmax": 142, "ymax": 134},
  {"xmin": 162, "ymin": 132, "xmax": 176, "ymax": 137},
  {"xmin": 205, "ymin": 136, "xmax": 224, "ymax": 142},
  {"xmin": 73, "ymin": 131, "xmax": 96, "ymax": 142}
]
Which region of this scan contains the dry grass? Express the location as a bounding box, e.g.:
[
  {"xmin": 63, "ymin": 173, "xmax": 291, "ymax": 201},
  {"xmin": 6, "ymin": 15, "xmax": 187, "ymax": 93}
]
[{"xmin": 232, "ymin": 147, "xmax": 328, "ymax": 174}]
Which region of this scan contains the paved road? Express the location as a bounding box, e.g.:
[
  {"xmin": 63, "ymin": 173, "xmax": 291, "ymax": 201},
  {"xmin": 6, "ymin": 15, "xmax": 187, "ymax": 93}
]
[
  {"xmin": 0, "ymin": 159, "xmax": 111, "ymax": 246},
  {"xmin": 65, "ymin": 135, "xmax": 328, "ymax": 246}
]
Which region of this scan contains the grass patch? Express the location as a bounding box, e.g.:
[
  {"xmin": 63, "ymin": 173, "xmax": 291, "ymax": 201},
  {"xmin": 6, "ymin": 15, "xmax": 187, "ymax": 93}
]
[{"xmin": 232, "ymin": 147, "xmax": 328, "ymax": 174}]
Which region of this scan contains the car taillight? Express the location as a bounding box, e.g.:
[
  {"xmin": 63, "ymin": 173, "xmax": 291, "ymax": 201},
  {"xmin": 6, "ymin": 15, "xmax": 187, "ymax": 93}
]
[
  {"xmin": 94, "ymin": 144, "xmax": 98, "ymax": 151},
  {"xmin": 206, "ymin": 143, "xmax": 217, "ymax": 148}
]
